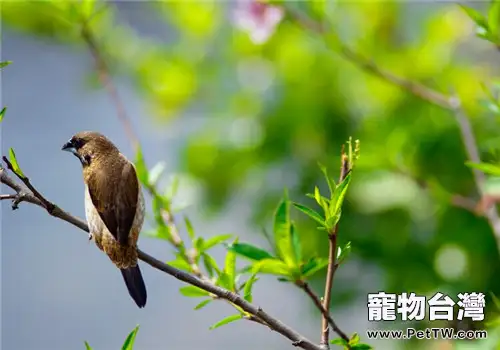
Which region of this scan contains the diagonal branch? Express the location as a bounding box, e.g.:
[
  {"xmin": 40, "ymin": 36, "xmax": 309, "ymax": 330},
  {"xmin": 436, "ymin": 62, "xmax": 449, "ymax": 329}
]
[
  {"xmin": 0, "ymin": 164, "xmax": 322, "ymax": 350},
  {"xmin": 80, "ymin": 22, "xmax": 140, "ymax": 153},
  {"xmin": 285, "ymin": 6, "xmax": 500, "ymax": 243},
  {"xmin": 296, "ymin": 280, "xmax": 349, "ymax": 346},
  {"xmin": 449, "ymin": 98, "xmax": 500, "ymax": 242},
  {"xmin": 284, "ymin": 5, "xmax": 451, "ymax": 109}
]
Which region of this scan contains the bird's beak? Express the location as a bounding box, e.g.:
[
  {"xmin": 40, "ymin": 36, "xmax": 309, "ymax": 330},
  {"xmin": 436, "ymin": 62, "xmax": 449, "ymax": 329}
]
[{"xmin": 62, "ymin": 140, "xmax": 76, "ymax": 154}]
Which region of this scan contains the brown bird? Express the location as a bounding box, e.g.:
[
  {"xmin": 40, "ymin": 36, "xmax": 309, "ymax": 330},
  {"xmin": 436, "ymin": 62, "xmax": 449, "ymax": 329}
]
[{"xmin": 62, "ymin": 131, "xmax": 147, "ymax": 308}]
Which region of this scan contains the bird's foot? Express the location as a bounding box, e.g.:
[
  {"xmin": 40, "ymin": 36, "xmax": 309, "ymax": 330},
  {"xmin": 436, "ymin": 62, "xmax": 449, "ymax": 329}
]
[{"xmin": 88, "ymin": 233, "xmax": 93, "ymax": 241}]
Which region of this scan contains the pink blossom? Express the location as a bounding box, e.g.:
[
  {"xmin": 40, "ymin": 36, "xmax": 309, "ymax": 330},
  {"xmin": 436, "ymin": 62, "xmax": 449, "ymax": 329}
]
[{"xmin": 232, "ymin": 0, "xmax": 284, "ymax": 45}]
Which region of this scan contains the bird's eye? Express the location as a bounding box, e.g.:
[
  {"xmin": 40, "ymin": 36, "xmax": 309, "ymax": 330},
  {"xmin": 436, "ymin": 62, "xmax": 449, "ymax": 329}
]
[{"xmin": 72, "ymin": 138, "xmax": 84, "ymax": 149}]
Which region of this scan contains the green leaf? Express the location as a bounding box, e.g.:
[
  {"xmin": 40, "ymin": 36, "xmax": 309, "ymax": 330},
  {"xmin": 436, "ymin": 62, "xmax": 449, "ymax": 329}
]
[
  {"xmin": 194, "ymin": 299, "xmax": 212, "ymax": 310},
  {"xmin": 0, "ymin": 107, "xmax": 6, "ymax": 123},
  {"xmin": 167, "ymin": 258, "xmax": 192, "ymax": 272},
  {"xmin": 84, "ymin": 341, "xmax": 93, "ymax": 350},
  {"xmin": 465, "ymin": 161, "xmax": 500, "ymax": 176},
  {"xmin": 290, "ymin": 223, "xmax": 302, "ymax": 264},
  {"xmin": 273, "ymin": 194, "xmax": 295, "ymax": 266},
  {"xmin": 202, "ymin": 253, "xmax": 220, "ymax": 278},
  {"xmin": 80, "ymin": 0, "xmax": 97, "ymax": 19},
  {"xmin": 165, "ymin": 174, "xmax": 180, "ymax": 199},
  {"xmin": 349, "ymin": 332, "xmax": 360, "ymax": 345},
  {"xmin": 203, "ymin": 234, "xmax": 233, "ymax": 250},
  {"xmin": 318, "ymin": 162, "xmax": 336, "ymax": 197},
  {"xmin": 314, "ymin": 186, "xmax": 322, "ymax": 204},
  {"xmin": 351, "ymin": 344, "xmax": 373, "ymax": 350},
  {"xmin": 148, "ymin": 161, "xmax": 166, "ymax": 185},
  {"xmin": 226, "ymin": 242, "xmax": 275, "ymax": 261},
  {"xmin": 330, "ymin": 173, "xmax": 352, "ymax": 223},
  {"xmin": 243, "ymin": 273, "xmax": 259, "ymax": 302},
  {"xmin": 330, "ymin": 337, "xmax": 348, "ymax": 346},
  {"xmin": 179, "ymin": 285, "xmax": 210, "ymax": 297},
  {"xmin": 337, "ymin": 241, "xmax": 352, "ymax": 265},
  {"xmin": 134, "ymin": 147, "xmax": 148, "ymax": 185},
  {"xmin": 194, "ymin": 237, "xmax": 204, "ymax": 254},
  {"xmin": 184, "ymin": 216, "xmax": 195, "ymax": 240},
  {"xmin": 292, "ymin": 202, "xmax": 326, "ymax": 226},
  {"xmin": 460, "ymin": 5, "xmax": 488, "ymax": 28},
  {"xmin": 252, "ymin": 258, "xmax": 291, "ymax": 276},
  {"xmin": 121, "ymin": 325, "xmax": 139, "ymax": 350},
  {"xmin": 8, "ymin": 148, "xmax": 25, "ymax": 178},
  {"xmin": 224, "ymin": 246, "xmax": 237, "ymax": 291},
  {"xmin": 209, "ymin": 314, "xmax": 242, "ymax": 330},
  {"xmin": 217, "ymin": 271, "xmax": 232, "ymax": 290},
  {"xmin": 489, "ymin": 1, "xmax": 500, "ymax": 38},
  {"xmin": 0, "ymin": 61, "xmax": 12, "ymax": 69},
  {"xmin": 301, "ymin": 257, "xmax": 329, "ymax": 277}
]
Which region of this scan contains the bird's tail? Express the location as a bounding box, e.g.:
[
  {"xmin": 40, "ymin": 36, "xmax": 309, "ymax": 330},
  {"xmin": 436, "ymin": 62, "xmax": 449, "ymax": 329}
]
[{"xmin": 121, "ymin": 265, "xmax": 147, "ymax": 308}]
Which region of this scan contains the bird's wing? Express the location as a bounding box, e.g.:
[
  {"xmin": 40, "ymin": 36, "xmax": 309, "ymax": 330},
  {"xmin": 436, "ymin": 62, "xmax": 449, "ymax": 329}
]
[{"xmin": 87, "ymin": 161, "xmax": 139, "ymax": 246}]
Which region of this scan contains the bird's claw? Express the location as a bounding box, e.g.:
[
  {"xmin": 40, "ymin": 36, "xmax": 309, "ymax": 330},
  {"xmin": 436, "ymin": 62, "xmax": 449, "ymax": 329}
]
[{"xmin": 88, "ymin": 233, "xmax": 93, "ymax": 241}]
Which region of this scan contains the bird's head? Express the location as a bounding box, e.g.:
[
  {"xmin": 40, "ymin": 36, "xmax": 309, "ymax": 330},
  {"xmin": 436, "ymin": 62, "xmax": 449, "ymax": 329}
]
[{"xmin": 62, "ymin": 131, "xmax": 118, "ymax": 167}]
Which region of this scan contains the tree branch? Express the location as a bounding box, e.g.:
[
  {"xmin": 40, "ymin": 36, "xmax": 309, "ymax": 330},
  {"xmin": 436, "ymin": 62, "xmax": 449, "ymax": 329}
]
[
  {"xmin": 296, "ymin": 280, "xmax": 349, "ymax": 346},
  {"xmin": 318, "ymin": 152, "xmax": 350, "ymax": 348},
  {"xmin": 0, "ymin": 163, "xmax": 322, "ymax": 350},
  {"xmin": 80, "ymin": 21, "xmax": 140, "ymax": 153},
  {"xmin": 285, "ymin": 6, "xmax": 500, "ymax": 243},
  {"xmin": 449, "ymin": 98, "xmax": 500, "ymax": 243}
]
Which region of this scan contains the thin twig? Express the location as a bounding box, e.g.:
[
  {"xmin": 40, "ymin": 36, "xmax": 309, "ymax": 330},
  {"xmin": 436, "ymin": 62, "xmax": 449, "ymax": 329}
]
[
  {"xmin": 296, "ymin": 281, "xmax": 350, "ymax": 346},
  {"xmin": 0, "ymin": 165, "xmax": 322, "ymax": 350},
  {"xmin": 285, "ymin": 7, "xmax": 500, "ymax": 243},
  {"xmin": 320, "ymin": 152, "xmax": 350, "ymax": 348},
  {"xmin": 80, "ymin": 21, "xmax": 139, "ymax": 152},
  {"xmin": 284, "ymin": 4, "xmax": 450, "ymax": 109},
  {"xmin": 449, "ymin": 98, "xmax": 500, "ymax": 242},
  {"xmin": 2, "ymin": 156, "xmax": 55, "ymax": 213}
]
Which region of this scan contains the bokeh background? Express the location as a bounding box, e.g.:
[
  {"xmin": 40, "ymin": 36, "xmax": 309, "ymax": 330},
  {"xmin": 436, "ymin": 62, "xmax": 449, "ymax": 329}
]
[{"xmin": 2, "ymin": 1, "xmax": 500, "ymax": 349}]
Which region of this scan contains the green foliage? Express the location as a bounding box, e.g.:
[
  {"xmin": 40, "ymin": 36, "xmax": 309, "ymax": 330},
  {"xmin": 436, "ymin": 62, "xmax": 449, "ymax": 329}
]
[
  {"xmin": 134, "ymin": 147, "xmax": 148, "ymax": 185},
  {"xmin": 243, "ymin": 272, "xmax": 259, "ymax": 302},
  {"xmin": 121, "ymin": 326, "xmax": 139, "ymax": 350},
  {"xmin": 336, "ymin": 242, "xmax": 352, "ymax": 265},
  {"xmin": 202, "ymin": 234, "xmax": 233, "ymax": 250},
  {"xmin": 194, "ymin": 299, "xmax": 212, "ymax": 310},
  {"xmin": 292, "ymin": 203, "xmax": 325, "ymax": 226},
  {"xmin": 466, "ymin": 161, "xmax": 500, "ymax": 176},
  {"xmin": 7, "ymin": 2, "xmax": 500, "ymax": 349},
  {"xmin": 209, "ymin": 314, "xmax": 242, "ymax": 330},
  {"xmin": 8, "ymin": 148, "xmax": 25, "ymax": 178},
  {"xmin": 273, "ymin": 191, "xmax": 295, "ymax": 266},
  {"xmin": 293, "ymin": 139, "xmax": 356, "ymax": 234},
  {"xmin": 223, "ymin": 241, "xmax": 237, "ymax": 291},
  {"xmin": 179, "ymin": 285, "xmax": 211, "ymax": 298},
  {"xmin": 226, "ymin": 242, "xmax": 275, "ymax": 261},
  {"xmin": 85, "ymin": 326, "xmax": 139, "ymax": 350},
  {"xmin": 0, "ymin": 61, "xmax": 12, "ymax": 69},
  {"xmin": 0, "ymin": 107, "xmax": 6, "ymax": 123},
  {"xmin": 460, "ymin": 2, "xmax": 500, "ymax": 45},
  {"xmin": 330, "ymin": 333, "xmax": 373, "ymax": 350}
]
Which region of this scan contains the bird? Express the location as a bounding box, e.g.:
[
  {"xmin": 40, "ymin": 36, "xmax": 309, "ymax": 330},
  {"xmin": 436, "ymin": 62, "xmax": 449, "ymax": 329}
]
[{"xmin": 62, "ymin": 131, "xmax": 147, "ymax": 308}]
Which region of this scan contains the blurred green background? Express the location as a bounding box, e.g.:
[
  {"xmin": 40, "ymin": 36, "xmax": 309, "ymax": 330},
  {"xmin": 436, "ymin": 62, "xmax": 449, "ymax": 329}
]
[{"xmin": 3, "ymin": 1, "xmax": 500, "ymax": 349}]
